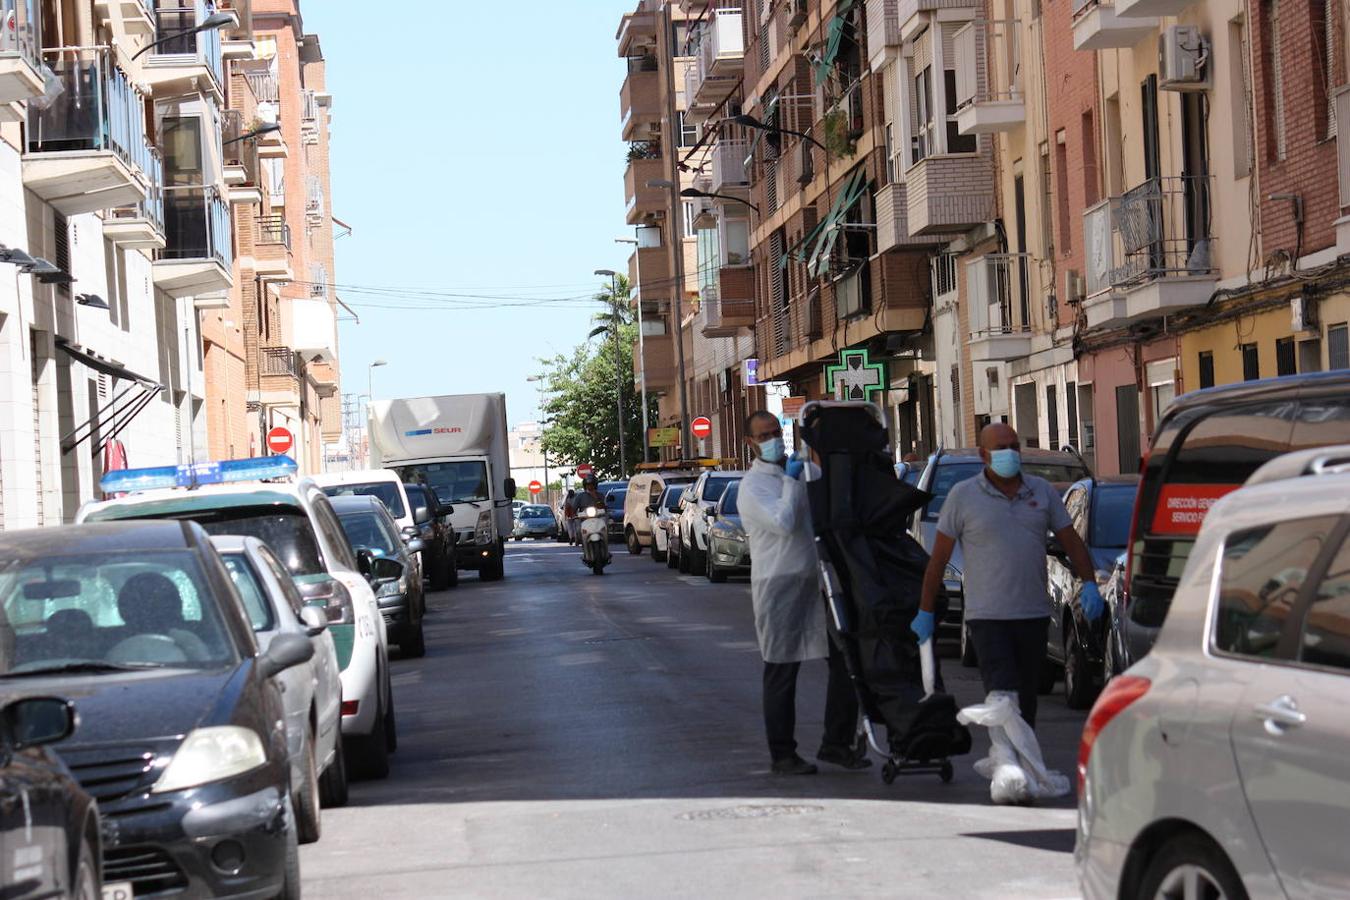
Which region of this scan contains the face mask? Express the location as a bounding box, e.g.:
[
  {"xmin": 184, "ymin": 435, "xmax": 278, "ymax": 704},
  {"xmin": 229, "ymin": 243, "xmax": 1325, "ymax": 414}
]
[
  {"xmin": 989, "ymin": 448, "xmax": 1022, "ymax": 478},
  {"xmin": 757, "ymin": 437, "xmax": 786, "ymax": 464}
]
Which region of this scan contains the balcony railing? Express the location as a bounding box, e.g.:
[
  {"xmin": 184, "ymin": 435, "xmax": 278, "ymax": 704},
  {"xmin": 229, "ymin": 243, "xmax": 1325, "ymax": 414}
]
[
  {"xmin": 222, "ymin": 108, "xmax": 260, "ymax": 184},
  {"xmin": 711, "ymin": 138, "xmax": 749, "ymax": 191},
  {"xmin": 697, "ymin": 7, "xmax": 744, "ymax": 76},
  {"xmin": 261, "ymin": 346, "xmax": 297, "ymax": 378},
  {"xmin": 107, "ymin": 145, "xmax": 165, "ymax": 236},
  {"xmin": 244, "ymin": 70, "xmax": 279, "ymax": 103},
  {"xmin": 255, "ymin": 214, "xmax": 291, "ymax": 249},
  {"xmin": 152, "ymin": 0, "xmax": 224, "ymax": 87},
  {"xmin": 27, "ymin": 48, "xmax": 151, "ymax": 175},
  {"xmin": 954, "ymin": 20, "xmax": 1021, "ymax": 108},
  {"xmin": 0, "ymin": 0, "xmax": 41, "ymax": 70},
  {"xmin": 967, "ymin": 254, "xmax": 1032, "ymax": 337},
  {"xmin": 1112, "ymin": 175, "xmax": 1213, "ymax": 286},
  {"xmin": 161, "ymin": 185, "xmax": 232, "ymax": 268}
]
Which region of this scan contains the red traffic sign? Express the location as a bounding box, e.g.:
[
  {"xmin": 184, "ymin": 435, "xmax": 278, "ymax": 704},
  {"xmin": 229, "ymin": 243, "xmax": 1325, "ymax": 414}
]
[
  {"xmin": 528, "ymin": 480, "xmax": 543, "ymax": 494},
  {"xmin": 266, "ymin": 426, "xmax": 294, "ymax": 455},
  {"xmin": 576, "ymin": 463, "xmax": 594, "ymax": 479},
  {"xmin": 691, "ymin": 416, "xmax": 713, "ymax": 440}
]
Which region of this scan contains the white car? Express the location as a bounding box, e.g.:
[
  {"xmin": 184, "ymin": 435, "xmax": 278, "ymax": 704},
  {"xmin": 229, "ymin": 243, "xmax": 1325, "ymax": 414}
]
[
  {"xmin": 1077, "ymin": 445, "xmax": 1350, "ymax": 899},
  {"xmin": 671, "ymin": 471, "xmax": 743, "ymax": 575},
  {"xmin": 212, "ymin": 535, "xmax": 346, "ymax": 841},
  {"xmin": 314, "ymin": 468, "xmax": 423, "ymax": 585},
  {"xmin": 80, "ymin": 456, "xmax": 397, "ymax": 780},
  {"xmin": 650, "ymin": 484, "xmax": 685, "ymax": 565}
]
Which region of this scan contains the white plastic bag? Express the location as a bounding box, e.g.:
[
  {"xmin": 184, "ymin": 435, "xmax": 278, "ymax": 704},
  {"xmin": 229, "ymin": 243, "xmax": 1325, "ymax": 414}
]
[{"xmin": 957, "ymin": 691, "xmax": 1071, "ymax": 803}]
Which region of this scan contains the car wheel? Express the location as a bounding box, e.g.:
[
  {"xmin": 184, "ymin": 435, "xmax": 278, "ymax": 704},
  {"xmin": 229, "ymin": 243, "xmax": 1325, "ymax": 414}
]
[
  {"xmin": 652, "ymin": 541, "xmax": 666, "ymax": 563},
  {"xmin": 707, "ymin": 548, "xmax": 727, "ymax": 584},
  {"xmin": 348, "ymin": 693, "xmax": 390, "ymax": 780},
  {"xmin": 318, "ymin": 729, "xmax": 349, "ymax": 808},
  {"xmin": 1063, "ymin": 630, "xmax": 1098, "ymax": 710},
  {"xmin": 402, "ymin": 623, "xmax": 427, "ymax": 659},
  {"xmin": 295, "ymin": 732, "xmax": 322, "ymax": 844},
  {"xmin": 429, "ymin": 555, "xmax": 453, "ymax": 591},
  {"xmin": 677, "ymin": 536, "xmax": 690, "ymax": 574},
  {"xmin": 73, "ymin": 840, "xmax": 97, "ymax": 900},
  {"xmin": 959, "ymin": 620, "xmax": 978, "ymax": 668},
  {"xmin": 1139, "ymin": 834, "xmax": 1247, "ymax": 900},
  {"xmin": 277, "ymin": 796, "xmax": 302, "ymax": 900},
  {"xmin": 666, "ymin": 537, "xmax": 679, "ymax": 569},
  {"xmin": 626, "ymin": 528, "xmax": 642, "ymax": 556},
  {"xmin": 384, "ymin": 681, "xmax": 398, "ymax": 753}
]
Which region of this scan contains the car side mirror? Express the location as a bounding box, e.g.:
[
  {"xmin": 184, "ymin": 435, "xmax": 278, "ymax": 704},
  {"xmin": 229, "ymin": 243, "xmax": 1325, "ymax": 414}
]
[
  {"xmin": 2, "ymin": 697, "xmax": 76, "ymax": 750},
  {"xmin": 259, "ymin": 632, "xmax": 314, "ymax": 679},
  {"xmin": 405, "ymin": 539, "xmax": 426, "ymax": 555},
  {"xmin": 413, "ymin": 503, "xmax": 431, "ymax": 525},
  {"xmin": 504, "ymin": 477, "xmax": 517, "ymax": 498},
  {"xmin": 356, "ymin": 548, "xmax": 374, "ymax": 578},
  {"xmin": 705, "ymin": 507, "xmax": 718, "ymax": 519},
  {"xmin": 646, "ymin": 504, "xmax": 658, "ymax": 514},
  {"xmin": 370, "ymin": 556, "xmax": 403, "ymax": 581},
  {"xmin": 299, "ymin": 606, "xmax": 327, "ymax": 637}
]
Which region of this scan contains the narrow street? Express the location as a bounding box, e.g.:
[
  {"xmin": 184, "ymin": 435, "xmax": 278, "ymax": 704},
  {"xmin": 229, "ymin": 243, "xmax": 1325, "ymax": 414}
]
[{"xmin": 302, "ymin": 543, "xmax": 1085, "ymax": 899}]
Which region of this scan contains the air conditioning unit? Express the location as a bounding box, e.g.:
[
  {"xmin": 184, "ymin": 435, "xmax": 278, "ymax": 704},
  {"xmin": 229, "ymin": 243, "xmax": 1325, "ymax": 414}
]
[
  {"xmin": 1063, "ymin": 268, "xmax": 1085, "ymax": 305},
  {"xmin": 1160, "ymin": 25, "xmax": 1208, "ymax": 90},
  {"xmin": 788, "ymin": 0, "xmax": 808, "ymax": 29}
]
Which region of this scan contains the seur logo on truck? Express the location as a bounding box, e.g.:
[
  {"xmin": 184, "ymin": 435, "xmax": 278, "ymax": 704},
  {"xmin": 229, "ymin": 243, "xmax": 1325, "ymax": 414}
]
[{"xmin": 404, "ymin": 427, "xmax": 464, "ymax": 436}]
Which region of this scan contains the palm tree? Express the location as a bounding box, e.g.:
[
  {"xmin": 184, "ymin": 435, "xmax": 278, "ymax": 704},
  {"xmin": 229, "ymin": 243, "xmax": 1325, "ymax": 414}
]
[{"xmin": 588, "ymin": 274, "xmax": 634, "ymax": 475}]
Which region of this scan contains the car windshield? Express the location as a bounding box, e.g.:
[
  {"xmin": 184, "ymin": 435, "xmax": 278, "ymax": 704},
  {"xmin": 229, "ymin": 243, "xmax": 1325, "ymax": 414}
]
[
  {"xmin": 521, "ymin": 506, "xmax": 554, "ymax": 520},
  {"xmin": 218, "ymin": 554, "xmax": 275, "ymax": 632},
  {"xmin": 400, "ymin": 462, "xmax": 489, "ymax": 505},
  {"xmin": 664, "ymin": 489, "xmax": 682, "ymax": 511},
  {"xmin": 1023, "ymin": 462, "xmax": 1089, "ymax": 484},
  {"xmin": 0, "ymin": 551, "xmax": 240, "ymax": 675},
  {"xmin": 338, "ymin": 510, "xmax": 401, "ymax": 557},
  {"xmin": 703, "ymin": 477, "xmax": 735, "ymax": 502},
  {"xmin": 721, "ymin": 483, "xmax": 740, "ymax": 515},
  {"xmin": 1091, "ymin": 486, "xmax": 1137, "ymax": 549},
  {"xmin": 321, "ymin": 481, "xmax": 406, "ymax": 519},
  {"xmin": 131, "ymin": 506, "xmax": 327, "ymax": 577}
]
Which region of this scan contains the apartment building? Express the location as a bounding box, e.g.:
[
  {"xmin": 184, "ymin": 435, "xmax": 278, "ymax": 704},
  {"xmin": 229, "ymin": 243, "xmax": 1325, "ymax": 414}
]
[{"xmin": 619, "ymin": 0, "xmax": 755, "ymax": 463}]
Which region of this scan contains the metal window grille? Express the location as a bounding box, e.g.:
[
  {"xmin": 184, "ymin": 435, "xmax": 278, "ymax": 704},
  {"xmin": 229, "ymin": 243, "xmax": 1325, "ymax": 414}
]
[{"xmin": 30, "ymin": 333, "xmax": 44, "ymax": 526}]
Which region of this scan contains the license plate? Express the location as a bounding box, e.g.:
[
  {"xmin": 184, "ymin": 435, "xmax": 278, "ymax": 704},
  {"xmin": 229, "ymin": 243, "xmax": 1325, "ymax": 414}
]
[{"xmin": 102, "ymin": 883, "xmax": 134, "ymax": 900}]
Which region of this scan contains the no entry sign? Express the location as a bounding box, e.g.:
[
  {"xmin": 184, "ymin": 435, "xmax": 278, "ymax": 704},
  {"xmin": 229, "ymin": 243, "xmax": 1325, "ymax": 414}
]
[
  {"xmin": 528, "ymin": 480, "xmax": 543, "ymax": 494},
  {"xmin": 266, "ymin": 426, "xmax": 294, "ymax": 455},
  {"xmin": 691, "ymin": 416, "xmax": 713, "ymax": 440},
  {"xmin": 576, "ymin": 463, "xmax": 594, "ymax": 479}
]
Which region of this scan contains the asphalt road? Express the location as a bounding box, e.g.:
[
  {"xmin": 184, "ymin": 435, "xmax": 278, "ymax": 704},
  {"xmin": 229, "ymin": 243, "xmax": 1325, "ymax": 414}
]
[{"xmin": 301, "ymin": 541, "xmax": 1086, "ymax": 899}]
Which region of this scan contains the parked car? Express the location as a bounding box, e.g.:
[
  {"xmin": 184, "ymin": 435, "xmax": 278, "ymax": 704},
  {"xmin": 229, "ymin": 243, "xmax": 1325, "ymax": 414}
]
[
  {"xmin": 604, "ymin": 488, "xmax": 628, "ymax": 541},
  {"xmin": 1119, "ymin": 371, "xmax": 1350, "ymax": 668},
  {"xmin": 911, "ymin": 447, "xmax": 1089, "ymax": 665},
  {"xmin": 211, "ymin": 535, "xmax": 347, "ymax": 836},
  {"xmin": 704, "ymin": 480, "xmax": 750, "ymax": 583},
  {"xmin": 0, "ymin": 695, "xmax": 100, "ymax": 898},
  {"xmin": 404, "ymin": 482, "xmax": 457, "ymax": 589},
  {"xmin": 315, "ymin": 469, "xmax": 423, "ymax": 586},
  {"xmin": 332, "ymin": 495, "xmax": 427, "ymax": 659},
  {"xmin": 672, "ymin": 472, "xmax": 744, "ymax": 575},
  {"xmin": 80, "ymin": 456, "xmax": 397, "ymax": 780},
  {"xmin": 623, "ymin": 470, "xmax": 698, "ymax": 554},
  {"xmin": 1042, "ymin": 475, "xmax": 1139, "ymax": 709},
  {"xmin": 513, "ymin": 504, "xmax": 559, "ymax": 540},
  {"xmin": 652, "ymin": 485, "xmax": 685, "ymax": 565},
  {"xmin": 1100, "ymin": 552, "xmax": 1131, "ymax": 680},
  {"xmin": 512, "ymin": 499, "xmax": 527, "ymax": 516},
  {"xmin": 0, "ymin": 521, "xmax": 313, "ymax": 900},
  {"xmin": 1077, "ymin": 445, "xmax": 1350, "ymax": 900}
]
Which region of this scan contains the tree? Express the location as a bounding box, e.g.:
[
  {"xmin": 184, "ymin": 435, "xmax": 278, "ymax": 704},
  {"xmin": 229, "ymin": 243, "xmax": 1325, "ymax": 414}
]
[{"xmin": 537, "ymin": 276, "xmax": 655, "ymax": 480}]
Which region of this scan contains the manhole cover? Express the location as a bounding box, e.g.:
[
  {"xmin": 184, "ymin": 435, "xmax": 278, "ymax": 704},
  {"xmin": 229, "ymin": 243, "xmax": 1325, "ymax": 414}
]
[{"xmin": 677, "ymin": 804, "xmax": 824, "ymax": 821}]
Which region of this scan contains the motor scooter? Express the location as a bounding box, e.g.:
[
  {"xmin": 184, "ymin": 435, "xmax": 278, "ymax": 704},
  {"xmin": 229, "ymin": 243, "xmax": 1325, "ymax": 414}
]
[{"xmin": 579, "ymin": 506, "xmax": 610, "ymax": 575}]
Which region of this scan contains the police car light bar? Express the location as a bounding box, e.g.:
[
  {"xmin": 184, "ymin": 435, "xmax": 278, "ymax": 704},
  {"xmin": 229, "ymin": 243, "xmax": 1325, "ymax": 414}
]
[{"xmin": 100, "ymin": 455, "xmax": 298, "ymax": 494}]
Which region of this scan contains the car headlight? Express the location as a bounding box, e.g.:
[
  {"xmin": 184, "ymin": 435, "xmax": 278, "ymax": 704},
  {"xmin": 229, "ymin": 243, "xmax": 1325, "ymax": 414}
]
[
  {"xmin": 376, "ymin": 575, "xmax": 408, "ymax": 598},
  {"xmin": 729, "ymin": 527, "xmax": 746, "ymax": 543},
  {"xmin": 152, "ymin": 726, "xmax": 267, "ymax": 794},
  {"xmin": 475, "ymin": 509, "xmax": 493, "ymax": 544}
]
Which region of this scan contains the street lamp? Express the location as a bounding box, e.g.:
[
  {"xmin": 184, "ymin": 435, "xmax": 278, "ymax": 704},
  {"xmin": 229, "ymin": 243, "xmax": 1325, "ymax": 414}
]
[
  {"xmin": 728, "ymin": 113, "xmax": 827, "ymax": 153},
  {"xmin": 592, "ymin": 269, "xmax": 628, "ymax": 477},
  {"xmin": 645, "ymin": 179, "xmax": 693, "ymax": 458},
  {"xmin": 222, "ymin": 122, "xmax": 281, "ymax": 146},
  {"xmin": 616, "ymin": 236, "xmax": 650, "ymax": 463},
  {"xmin": 131, "ymin": 10, "xmax": 235, "ymax": 59},
  {"xmin": 680, "ymin": 186, "xmax": 759, "ymax": 216},
  {"xmin": 368, "ymin": 359, "xmax": 387, "ymax": 402}
]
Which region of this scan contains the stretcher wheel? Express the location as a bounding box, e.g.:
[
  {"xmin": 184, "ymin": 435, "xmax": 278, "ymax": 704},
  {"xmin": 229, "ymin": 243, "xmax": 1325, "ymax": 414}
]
[
  {"xmin": 881, "ymin": 761, "xmax": 897, "ymax": 785},
  {"xmin": 939, "ymin": 760, "xmax": 954, "ymax": 783}
]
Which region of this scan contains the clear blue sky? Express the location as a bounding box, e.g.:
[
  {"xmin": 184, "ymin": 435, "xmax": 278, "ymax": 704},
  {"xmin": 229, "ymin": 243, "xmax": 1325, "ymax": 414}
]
[{"xmin": 303, "ymin": 1, "xmax": 634, "ymax": 428}]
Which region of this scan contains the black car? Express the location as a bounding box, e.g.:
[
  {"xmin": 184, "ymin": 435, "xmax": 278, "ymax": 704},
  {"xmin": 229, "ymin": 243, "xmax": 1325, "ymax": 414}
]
[
  {"xmin": 0, "ymin": 521, "xmax": 313, "ymax": 899},
  {"xmin": 1043, "ymin": 474, "xmax": 1139, "ymax": 709},
  {"xmin": 0, "ymin": 695, "xmax": 100, "ymax": 898},
  {"xmin": 404, "ymin": 483, "xmax": 457, "ymax": 590},
  {"xmin": 332, "ymin": 495, "xmax": 428, "ymax": 658},
  {"xmin": 604, "ymin": 488, "xmax": 628, "ymax": 541}
]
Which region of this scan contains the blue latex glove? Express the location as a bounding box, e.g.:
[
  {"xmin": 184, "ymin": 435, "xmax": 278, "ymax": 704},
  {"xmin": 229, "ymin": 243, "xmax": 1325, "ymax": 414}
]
[
  {"xmin": 910, "ymin": 609, "xmax": 935, "ymax": 644},
  {"xmin": 785, "ymin": 458, "xmax": 805, "ymax": 480},
  {"xmin": 1080, "ymin": 581, "xmax": 1104, "ymax": 622}
]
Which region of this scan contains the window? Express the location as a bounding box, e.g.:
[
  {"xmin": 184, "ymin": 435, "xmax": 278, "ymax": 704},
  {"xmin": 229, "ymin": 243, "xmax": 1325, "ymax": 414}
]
[
  {"xmin": 1091, "ymin": 486, "xmax": 1137, "ymax": 549},
  {"xmin": 256, "ymin": 543, "xmax": 307, "ymax": 617},
  {"xmin": 1214, "ymin": 517, "xmax": 1339, "ymax": 659},
  {"xmin": 914, "ymin": 65, "xmax": 934, "ymax": 163},
  {"xmin": 53, "ymin": 213, "xmax": 70, "ymax": 298},
  {"xmin": 1067, "ymin": 380, "xmax": 1079, "ymax": 450},
  {"xmin": 932, "ymin": 253, "xmax": 958, "ymax": 296},
  {"xmin": 1266, "ymin": 0, "xmax": 1287, "ymax": 161},
  {"xmin": 1242, "ymin": 342, "xmax": 1261, "ymax": 381},
  {"xmin": 721, "ymin": 218, "xmax": 750, "ymax": 266},
  {"xmin": 1055, "ymin": 133, "xmax": 1071, "ymax": 255},
  {"xmin": 189, "ymin": 508, "xmax": 327, "ymax": 577},
  {"xmin": 1301, "ymin": 338, "xmax": 1324, "ymax": 373},
  {"xmin": 320, "ymin": 481, "xmax": 406, "ymax": 519},
  {"xmin": 1330, "ymin": 324, "xmax": 1349, "ymax": 369},
  {"xmin": 1081, "ymin": 111, "xmax": 1099, "ymax": 207},
  {"xmin": 1276, "ymin": 337, "xmax": 1297, "ymax": 376},
  {"xmin": 1199, "ymin": 351, "xmax": 1216, "ymax": 388},
  {"xmin": 884, "ymin": 121, "xmax": 895, "ymax": 183},
  {"xmin": 677, "ymin": 111, "xmax": 697, "ymax": 148},
  {"xmin": 338, "ymin": 511, "xmax": 402, "ymax": 556},
  {"xmin": 1302, "ymin": 528, "xmax": 1350, "ymax": 670},
  {"xmin": 1148, "ymin": 359, "xmax": 1176, "ymax": 424},
  {"xmin": 1230, "ymin": 18, "xmax": 1254, "ymax": 177},
  {"xmin": 1312, "ymin": 0, "xmax": 1335, "ymax": 138},
  {"xmin": 943, "ymin": 69, "xmax": 976, "ymax": 153},
  {"xmin": 682, "ymin": 201, "xmax": 697, "ymax": 238},
  {"xmin": 1104, "ymin": 96, "xmax": 1125, "ymax": 196},
  {"xmin": 220, "ymin": 555, "xmax": 275, "ymax": 631},
  {"xmin": 161, "ymin": 116, "xmax": 204, "ymax": 185},
  {"xmin": 1078, "ymin": 383, "xmax": 1095, "ymax": 469},
  {"xmin": 1047, "ymin": 384, "xmax": 1059, "ymax": 449},
  {"xmin": 1041, "ymin": 145, "xmax": 1054, "ymax": 258}
]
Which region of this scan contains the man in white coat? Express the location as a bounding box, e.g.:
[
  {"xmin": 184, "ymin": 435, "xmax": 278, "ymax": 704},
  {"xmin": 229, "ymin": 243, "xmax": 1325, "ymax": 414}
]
[{"xmin": 739, "ymin": 410, "xmax": 870, "ymax": 775}]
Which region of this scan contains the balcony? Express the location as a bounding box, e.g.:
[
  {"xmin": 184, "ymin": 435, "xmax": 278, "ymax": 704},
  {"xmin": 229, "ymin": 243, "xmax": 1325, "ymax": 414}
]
[
  {"xmin": 291, "ymin": 298, "xmax": 337, "ymax": 365},
  {"xmin": 93, "ymin": 0, "xmax": 154, "ymax": 36},
  {"xmin": 0, "ymin": 0, "xmax": 45, "ymax": 109},
  {"xmin": 222, "ymin": 109, "xmax": 262, "ymax": 204},
  {"xmin": 905, "ymin": 153, "xmax": 995, "ymax": 234},
  {"xmin": 1071, "ymin": 0, "xmax": 1157, "ymax": 51},
  {"xmin": 23, "ymin": 49, "xmax": 153, "ymax": 215},
  {"xmin": 620, "ymin": 59, "xmax": 661, "ymax": 142},
  {"xmin": 1115, "ymin": 0, "xmax": 1193, "ymax": 16},
  {"xmin": 682, "ymin": 58, "xmax": 718, "ymax": 124},
  {"xmin": 300, "ymin": 90, "xmax": 320, "ymax": 146},
  {"xmin": 624, "ymin": 148, "xmax": 665, "ymax": 224},
  {"xmin": 874, "ymin": 183, "xmax": 948, "ymax": 252},
  {"xmin": 142, "ymin": 0, "xmax": 228, "ymax": 96},
  {"xmin": 259, "ymin": 346, "xmax": 300, "ymax": 403},
  {"xmin": 638, "ymin": 331, "xmax": 677, "ymax": 391},
  {"xmin": 710, "ymin": 138, "xmax": 749, "ymax": 194},
  {"xmin": 306, "ymin": 175, "xmax": 324, "ymax": 228},
  {"xmin": 966, "ymin": 254, "xmax": 1034, "ymax": 361},
  {"xmin": 866, "ymin": 0, "xmax": 902, "ymax": 71},
  {"xmin": 688, "ymin": 8, "xmax": 743, "ymax": 108},
  {"xmin": 104, "ymin": 148, "xmax": 165, "ymax": 249},
  {"xmin": 954, "ymin": 20, "xmax": 1025, "ymax": 136},
  {"xmin": 153, "ymin": 186, "xmax": 233, "ymax": 297},
  {"xmin": 629, "ymin": 245, "xmax": 670, "ymax": 293},
  {"xmin": 700, "ymin": 268, "xmax": 755, "ymax": 337},
  {"xmin": 616, "ymin": 7, "xmax": 658, "ymax": 58},
  {"xmin": 1080, "ymin": 178, "xmax": 1216, "ymax": 329},
  {"xmin": 689, "ymin": 175, "xmax": 718, "ymax": 228},
  {"xmin": 254, "ymin": 214, "xmax": 292, "ymax": 281}
]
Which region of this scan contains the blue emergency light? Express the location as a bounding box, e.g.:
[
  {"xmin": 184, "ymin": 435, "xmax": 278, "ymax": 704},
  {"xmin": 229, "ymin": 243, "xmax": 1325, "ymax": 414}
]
[{"xmin": 100, "ymin": 455, "xmax": 298, "ymax": 494}]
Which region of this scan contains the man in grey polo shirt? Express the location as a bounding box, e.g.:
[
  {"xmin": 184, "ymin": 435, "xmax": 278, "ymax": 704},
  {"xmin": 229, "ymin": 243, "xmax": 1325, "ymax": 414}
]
[{"xmin": 911, "ymin": 423, "xmax": 1102, "ymax": 727}]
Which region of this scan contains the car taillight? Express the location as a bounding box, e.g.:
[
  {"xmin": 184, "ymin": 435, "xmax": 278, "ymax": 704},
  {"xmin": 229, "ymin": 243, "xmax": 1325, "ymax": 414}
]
[
  {"xmin": 298, "ymin": 577, "xmax": 354, "ymax": 625},
  {"xmin": 1078, "ymin": 675, "xmax": 1150, "ymax": 793},
  {"xmin": 341, "ymin": 699, "xmax": 359, "ymax": 716}
]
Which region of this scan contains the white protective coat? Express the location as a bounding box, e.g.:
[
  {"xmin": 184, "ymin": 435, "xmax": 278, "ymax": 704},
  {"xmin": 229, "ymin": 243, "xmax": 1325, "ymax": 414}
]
[{"xmin": 738, "ymin": 459, "xmax": 828, "ymax": 664}]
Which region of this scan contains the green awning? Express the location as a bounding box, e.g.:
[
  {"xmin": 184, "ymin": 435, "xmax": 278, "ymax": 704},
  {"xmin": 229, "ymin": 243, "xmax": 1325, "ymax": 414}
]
[
  {"xmin": 814, "ymin": 0, "xmax": 858, "ymax": 85},
  {"xmin": 805, "ymin": 168, "xmax": 868, "ymax": 278}
]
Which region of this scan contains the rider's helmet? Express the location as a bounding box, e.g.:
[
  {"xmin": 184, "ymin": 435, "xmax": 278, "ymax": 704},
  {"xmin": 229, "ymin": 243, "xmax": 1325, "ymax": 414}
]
[{"xmin": 582, "ymin": 475, "xmax": 598, "ymax": 490}]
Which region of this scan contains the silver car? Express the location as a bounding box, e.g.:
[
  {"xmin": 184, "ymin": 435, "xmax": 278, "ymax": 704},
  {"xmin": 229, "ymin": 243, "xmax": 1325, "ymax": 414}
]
[{"xmin": 1077, "ymin": 446, "xmax": 1350, "ymax": 899}]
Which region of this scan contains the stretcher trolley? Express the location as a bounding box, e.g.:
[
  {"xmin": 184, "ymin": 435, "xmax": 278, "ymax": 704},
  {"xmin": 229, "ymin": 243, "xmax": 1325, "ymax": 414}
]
[{"xmin": 797, "ymin": 401, "xmax": 972, "ymax": 784}]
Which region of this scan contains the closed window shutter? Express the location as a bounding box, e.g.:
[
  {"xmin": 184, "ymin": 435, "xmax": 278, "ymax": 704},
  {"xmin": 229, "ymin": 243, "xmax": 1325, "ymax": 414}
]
[{"xmin": 1327, "ymin": 0, "xmax": 1338, "ymax": 139}]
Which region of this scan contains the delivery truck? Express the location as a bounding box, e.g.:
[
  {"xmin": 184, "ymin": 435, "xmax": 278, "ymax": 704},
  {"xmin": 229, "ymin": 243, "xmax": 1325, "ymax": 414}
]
[{"xmin": 368, "ymin": 393, "xmax": 515, "ymax": 580}]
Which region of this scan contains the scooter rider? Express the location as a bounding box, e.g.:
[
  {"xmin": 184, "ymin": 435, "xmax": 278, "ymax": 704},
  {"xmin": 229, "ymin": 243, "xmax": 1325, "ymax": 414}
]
[{"xmin": 573, "ymin": 476, "xmax": 604, "ymax": 516}]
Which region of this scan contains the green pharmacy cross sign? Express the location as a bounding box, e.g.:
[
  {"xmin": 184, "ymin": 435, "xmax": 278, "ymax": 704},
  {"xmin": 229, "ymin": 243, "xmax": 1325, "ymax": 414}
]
[{"xmin": 825, "ymin": 349, "xmax": 887, "ymax": 401}]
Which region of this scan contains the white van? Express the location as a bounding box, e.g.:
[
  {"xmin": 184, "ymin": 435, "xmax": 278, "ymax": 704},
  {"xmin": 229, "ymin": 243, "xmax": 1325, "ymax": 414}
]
[{"xmin": 622, "ymin": 470, "xmax": 699, "ymax": 555}]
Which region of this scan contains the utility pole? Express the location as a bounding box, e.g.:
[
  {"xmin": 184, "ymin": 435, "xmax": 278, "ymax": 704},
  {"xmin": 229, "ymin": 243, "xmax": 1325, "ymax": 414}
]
[
  {"xmin": 608, "ymin": 272, "xmax": 628, "ymax": 476},
  {"xmin": 662, "ymin": 1, "xmax": 692, "ymax": 460}
]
